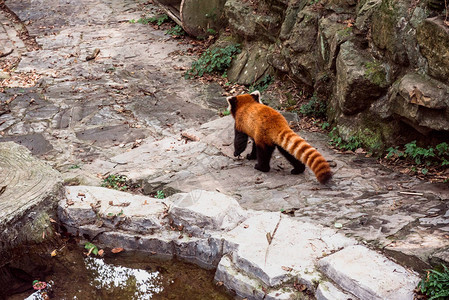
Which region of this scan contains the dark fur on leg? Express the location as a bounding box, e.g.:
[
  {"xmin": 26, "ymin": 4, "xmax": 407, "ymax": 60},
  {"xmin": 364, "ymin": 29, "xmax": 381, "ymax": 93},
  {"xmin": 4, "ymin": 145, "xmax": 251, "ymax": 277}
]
[
  {"xmin": 246, "ymin": 140, "xmax": 257, "ymax": 160},
  {"xmin": 255, "ymin": 145, "xmax": 275, "ymax": 172},
  {"xmin": 277, "ymin": 146, "xmax": 306, "ymax": 174},
  {"xmin": 234, "ymin": 129, "xmax": 248, "ymax": 157}
]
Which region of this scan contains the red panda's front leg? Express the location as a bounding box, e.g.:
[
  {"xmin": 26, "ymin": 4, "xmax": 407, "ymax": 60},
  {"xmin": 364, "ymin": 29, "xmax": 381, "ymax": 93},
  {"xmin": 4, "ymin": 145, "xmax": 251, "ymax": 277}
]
[
  {"xmin": 254, "ymin": 144, "xmax": 275, "ymax": 172},
  {"xmin": 247, "ymin": 140, "xmax": 257, "ymax": 160}
]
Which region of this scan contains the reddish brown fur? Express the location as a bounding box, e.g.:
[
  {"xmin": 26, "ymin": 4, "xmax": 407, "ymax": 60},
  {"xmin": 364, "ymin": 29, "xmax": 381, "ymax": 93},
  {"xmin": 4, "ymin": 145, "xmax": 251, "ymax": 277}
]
[{"xmin": 229, "ymin": 93, "xmax": 332, "ymax": 184}]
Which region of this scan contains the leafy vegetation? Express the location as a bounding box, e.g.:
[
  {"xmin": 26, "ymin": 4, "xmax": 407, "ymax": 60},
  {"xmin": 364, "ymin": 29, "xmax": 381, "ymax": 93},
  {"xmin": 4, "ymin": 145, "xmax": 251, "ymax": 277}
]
[
  {"xmin": 206, "ymin": 28, "xmax": 217, "ymax": 35},
  {"xmin": 101, "ymin": 174, "xmax": 129, "ymax": 191},
  {"xmin": 328, "ymin": 127, "xmax": 362, "ymax": 151},
  {"xmin": 155, "ymin": 190, "xmax": 165, "ymax": 199},
  {"xmin": 185, "ymin": 44, "xmax": 241, "ymax": 79},
  {"xmin": 249, "ymin": 75, "xmax": 273, "ymax": 93},
  {"xmin": 84, "ymin": 242, "xmax": 99, "ymax": 256},
  {"xmin": 222, "ymin": 109, "xmax": 231, "ymax": 116},
  {"xmin": 129, "ymin": 14, "xmax": 170, "ymax": 26},
  {"xmin": 385, "ymin": 141, "xmax": 449, "ymax": 174},
  {"xmin": 166, "ymin": 25, "xmax": 185, "ymax": 37},
  {"xmin": 299, "ymin": 95, "xmax": 327, "ymax": 119},
  {"xmin": 418, "ymin": 264, "xmax": 449, "ymax": 300}
]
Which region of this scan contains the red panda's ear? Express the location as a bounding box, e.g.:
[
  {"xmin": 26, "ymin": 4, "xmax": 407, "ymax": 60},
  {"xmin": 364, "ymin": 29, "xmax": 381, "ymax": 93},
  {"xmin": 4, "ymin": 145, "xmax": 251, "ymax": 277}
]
[
  {"xmin": 250, "ymin": 90, "xmax": 261, "ymax": 103},
  {"xmin": 226, "ymin": 96, "xmax": 237, "ymax": 113}
]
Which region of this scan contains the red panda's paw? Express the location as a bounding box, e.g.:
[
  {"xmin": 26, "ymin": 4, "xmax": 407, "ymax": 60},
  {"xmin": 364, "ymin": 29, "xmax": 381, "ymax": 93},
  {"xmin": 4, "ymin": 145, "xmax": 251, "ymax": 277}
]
[
  {"xmin": 246, "ymin": 153, "xmax": 256, "ymax": 160},
  {"xmin": 291, "ymin": 164, "xmax": 306, "ymax": 174},
  {"xmin": 255, "ymin": 164, "xmax": 270, "ymax": 172}
]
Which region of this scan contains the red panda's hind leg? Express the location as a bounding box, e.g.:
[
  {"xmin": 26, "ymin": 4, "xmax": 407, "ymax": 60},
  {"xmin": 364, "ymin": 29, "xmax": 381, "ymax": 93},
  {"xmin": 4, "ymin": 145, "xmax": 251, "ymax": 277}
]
[
  {"xmin": 254, "ymin": 144, "xmax": 275, "ymax": 172},
  {"xmin": 277, "ymin": 146, "xmax": 306, "ymax": 174},
  {"xmin": 234, "ymin": 129, "xmax": 249, "ymax": 157}
]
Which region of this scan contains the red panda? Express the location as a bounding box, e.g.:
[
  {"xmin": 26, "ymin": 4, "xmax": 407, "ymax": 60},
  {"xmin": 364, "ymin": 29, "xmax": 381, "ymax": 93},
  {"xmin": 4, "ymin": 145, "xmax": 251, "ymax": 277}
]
[{"xmin": 227, "ymin": 90, "xmax": 332, "ymax": 184}]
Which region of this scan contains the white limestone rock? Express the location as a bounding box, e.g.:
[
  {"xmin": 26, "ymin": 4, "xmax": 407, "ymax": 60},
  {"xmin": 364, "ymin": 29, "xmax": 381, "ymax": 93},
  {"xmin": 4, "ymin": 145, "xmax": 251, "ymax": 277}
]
[
  {"xmin": 316, "ymin": 280, "xmax": 358, "ymax": 300},
  {"xmin": 223, "ymin": 212, "xmax": 356, "ymax": 287},
  {"xmin": 168, "ymin": 190, "xmax": 247, "ymax": 236},
  {"xmin": 318, "ymin": 245, "xmax": 420, "ymax": 300},
  {"xmin": 60, "ymin": 186, "xmax": 170, "ymax": 233}
]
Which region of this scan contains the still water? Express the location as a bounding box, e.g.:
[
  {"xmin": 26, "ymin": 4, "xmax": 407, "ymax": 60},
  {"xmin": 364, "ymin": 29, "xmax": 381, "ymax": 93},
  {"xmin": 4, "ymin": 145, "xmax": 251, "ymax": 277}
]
[{"xmin": 8, "ymin": 246, "xmax": 232, "ymax": 300}]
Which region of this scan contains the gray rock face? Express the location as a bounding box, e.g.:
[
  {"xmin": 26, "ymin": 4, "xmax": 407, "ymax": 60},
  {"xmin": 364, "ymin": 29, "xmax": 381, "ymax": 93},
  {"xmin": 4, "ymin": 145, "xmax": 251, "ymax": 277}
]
[
  {"xmin": 389, "ymin": 73, "xmax": 449, "ymax": 133},
  {"xmin": 416, "ymin": 17, "xmax": 449, "ymax": 82},
  {"xmin": 335, "ymin": 41, "xmax": 388, "ymax": 115},
  {"xmin": 227, "ymin": 41, "xmax": 273, "ymax": 85},
  {"xmin": 0, "ymin": 142, "xmax": 62, "ymax": 266}
]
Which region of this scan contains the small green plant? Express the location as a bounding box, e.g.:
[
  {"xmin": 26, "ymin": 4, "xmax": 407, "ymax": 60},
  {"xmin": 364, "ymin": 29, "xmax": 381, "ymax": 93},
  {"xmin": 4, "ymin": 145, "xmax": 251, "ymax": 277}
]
[
  {"xmin": 84, "ymin": 242, "xmax": 99, "ymax": 255},
  {"xmin": 321, "ymin": 122, "xmax": 330, "ymax": 130},
  {"xmin": 155, "ymin": 190, "xmax": 165, "ymax": 199},
  {"xmin": 130, "ymin": 14, "xmax": 170, "ymax": 26},
  {"xmin": 68, "ymin": 164, "xmax": 81, "ymax": 169},
  {"xmin": 222, "ymin": 109, "xmax": 231, "ymax": 116},
  {"xmin": 185, "ymin": 44, "xmax": 241, "ymax": 79},
  {"xmin": 249, "ymin": 75, "xmax": 273, "ymax": 93},
  {"xmin": 300, "ymin": 95, "xmax": 327, "ymax": 119},
  {"xmin": 418, "ymin": 264, "xmax": 449, "ymax": 299},
  {"xmin": 206, "ymin": 28, "xmax": 217, "ymax": 35},
  {"xmin": 328, "ymin": 127, "xmax": 362, "ymax": 151},
  {"xmin": 101, "ymin": 174, "xmax": 129, "ymax": 191},
  {"xmin": 107, "ymin": 209, "xmax": 124, "ymax": 218},
  {"xmin": 166, "ymin": 25, "xmax": 185, "ymax": 36}
]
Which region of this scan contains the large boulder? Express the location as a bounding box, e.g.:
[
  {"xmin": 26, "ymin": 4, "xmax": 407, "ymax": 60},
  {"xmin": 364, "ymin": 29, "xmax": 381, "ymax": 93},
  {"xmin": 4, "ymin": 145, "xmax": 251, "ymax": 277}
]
[
  {"xmin": 416, "ymin": 17, "xmax": 449, "ymax": 83},
  {"xmin": 227, "ymin": 41, "xmax": 273, "ymax": 85},
  {"xmin": 279, "ymin": 7, "xmax": 321, "ymax": 88},
  {"xmin": 371, "ymin": 0, "xmax": 428, "ymax": 69},
  {"xmin": 389, "ymin": 72, "xmax": 449, "ymax": 134},
  {"xmin": 335, "ymin": 41, "xmax": 389, "ymax": 115},
  {"xmin": 224, "ymin": 0, "xmax": 284, "ymax": 40}
]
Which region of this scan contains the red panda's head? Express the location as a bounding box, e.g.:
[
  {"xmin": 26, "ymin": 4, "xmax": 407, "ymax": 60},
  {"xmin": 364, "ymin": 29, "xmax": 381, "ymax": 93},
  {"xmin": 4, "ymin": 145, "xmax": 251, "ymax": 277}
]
[{"xmin": 226, "ymin": 90, "xmax": 262, "ymax": 117}]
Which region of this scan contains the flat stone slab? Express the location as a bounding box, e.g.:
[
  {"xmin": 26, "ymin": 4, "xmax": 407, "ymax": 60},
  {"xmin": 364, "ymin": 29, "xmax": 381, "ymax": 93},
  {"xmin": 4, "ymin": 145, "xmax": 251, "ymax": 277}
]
[
  {"xmin": 223, "ymin": 212, "xmax": 356, "ymax": 287},
  {"xmin": 0, "ymin": 142, "xmax": 62, "ymax": 264},
  {"xmin": 61, "ymin": 186, "xmax": 170, "ymax": 233},
  {"xmin": 316, "ymin": 280, "xmax": 358, "ymax": 300},
  {"xmin": 169, "ymin": 189, "xmax": 247, "ymax": 236},
  {"xmin": 318, "ymin": 245, "xmax": 420, "ymax": 299}
]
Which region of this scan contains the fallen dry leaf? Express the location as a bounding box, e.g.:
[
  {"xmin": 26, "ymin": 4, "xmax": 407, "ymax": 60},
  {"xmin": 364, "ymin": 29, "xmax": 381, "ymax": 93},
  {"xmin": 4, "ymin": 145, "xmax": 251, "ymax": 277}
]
[
  {"xmin": 111, "ymin": 247, "xmax": 124, "ymax": 254},
  {"xmin": 281, "ymin": 266, "xmax": 293, "ymax": 272},
  {"xmin": 51, "ymin": 249, "xmax": 57, "ymax": 257},
  {"xmin": 98, "ymin": 249, "xmax": 104, "ymax": 256},
  {"xmin": 266, "ymin": 232, "xmax": 272, "ymax": 244},
  {"xmin": 49, "ymin": 218, "xmax": 57, "ymax": 223},
  {"xmin": 181, "ymin": 132, "xmax": 200, "ymax": 142}
]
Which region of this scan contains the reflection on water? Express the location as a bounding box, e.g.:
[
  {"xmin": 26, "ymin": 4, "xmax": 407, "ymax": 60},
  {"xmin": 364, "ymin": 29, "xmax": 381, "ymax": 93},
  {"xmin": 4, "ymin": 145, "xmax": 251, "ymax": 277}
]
[
  {"xmin": 85, "ymin": 256, "xmax": 165, "ymax": 299},
  {"xmin": 11, "ymin": 247, "xmax": 231, "ymax": 300}
]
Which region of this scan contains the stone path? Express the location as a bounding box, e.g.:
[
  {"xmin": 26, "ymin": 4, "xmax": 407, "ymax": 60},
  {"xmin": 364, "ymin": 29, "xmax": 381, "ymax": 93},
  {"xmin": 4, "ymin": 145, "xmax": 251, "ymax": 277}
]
[{"xmin": 1, "ymin": 0, "xmax": 449, "ymax": 298}]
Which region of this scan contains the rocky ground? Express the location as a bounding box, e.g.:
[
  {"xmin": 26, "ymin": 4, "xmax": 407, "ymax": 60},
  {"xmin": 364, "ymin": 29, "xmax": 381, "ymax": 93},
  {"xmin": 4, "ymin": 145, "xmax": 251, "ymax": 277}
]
[{"xmin": 1, "ymin": 0, "xmax": 449, "ymax": 298}]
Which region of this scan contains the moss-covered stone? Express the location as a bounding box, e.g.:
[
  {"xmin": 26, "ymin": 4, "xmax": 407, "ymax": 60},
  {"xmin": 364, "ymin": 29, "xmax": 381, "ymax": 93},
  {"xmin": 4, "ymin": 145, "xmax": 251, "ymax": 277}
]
[
  {"xmin": 416, "ymin": 17, "xmax": 449, "ymax": 83},
  {"xmin": 335, "ymin": 41, "xmax": 389, "ymax": 115},
  {"xmin": 364, "ymin": 60, "xmax": 388, "ymax": 87}
]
